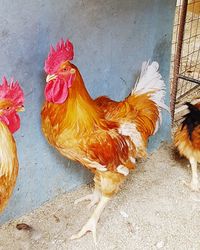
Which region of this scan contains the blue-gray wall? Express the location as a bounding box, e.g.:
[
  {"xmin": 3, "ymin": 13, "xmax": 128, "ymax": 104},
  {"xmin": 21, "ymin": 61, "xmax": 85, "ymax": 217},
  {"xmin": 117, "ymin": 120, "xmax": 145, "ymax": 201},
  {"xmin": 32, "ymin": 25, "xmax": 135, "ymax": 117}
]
[{"xmin": 0, "ymin": 0, "xmax": 176, "ymax": 223}]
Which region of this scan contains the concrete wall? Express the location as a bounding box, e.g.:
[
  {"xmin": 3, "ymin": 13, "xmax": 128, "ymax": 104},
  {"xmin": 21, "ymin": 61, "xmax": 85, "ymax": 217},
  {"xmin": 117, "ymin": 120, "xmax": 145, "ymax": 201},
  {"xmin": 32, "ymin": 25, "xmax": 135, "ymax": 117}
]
[{"xmin": 0, "ymin": 0, "xmax": 176, "ymax": 223}]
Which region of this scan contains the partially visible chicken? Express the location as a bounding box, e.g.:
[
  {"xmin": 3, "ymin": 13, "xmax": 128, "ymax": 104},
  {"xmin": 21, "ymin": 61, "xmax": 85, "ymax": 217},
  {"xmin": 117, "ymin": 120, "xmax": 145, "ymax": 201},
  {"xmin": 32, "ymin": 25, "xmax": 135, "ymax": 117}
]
[
  {"xmin": 174, "ymin": 101, "xmax": 200, "ymax": 191},
  {"xmin": 0, "ymin": 77, "xmax": 24, "ymax": 212},
  {"xmin": 41, "ymin": 39, "xmax": 169, "ymax": 244},
  {"xmin": 188, "ymin": 0, "xmax": 200, "ymax": 15}
]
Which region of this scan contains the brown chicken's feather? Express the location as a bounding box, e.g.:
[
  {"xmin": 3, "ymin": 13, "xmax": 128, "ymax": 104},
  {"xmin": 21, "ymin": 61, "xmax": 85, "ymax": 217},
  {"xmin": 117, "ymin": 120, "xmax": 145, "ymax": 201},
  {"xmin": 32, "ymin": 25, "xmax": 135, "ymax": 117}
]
[
  {"xmin": 42, "ymin": 61, "xmax": 163, "ymax": 198},
  {"xmin": 95, "ymin": 93, "xmax": 159, "ymax": 152},
  {"xmin": 174, "ymin": 125, "xmax": 200, "ymax": 162},
  {"xmin": 42, "ymin": 64, "xmax": 135, "ymax": 173},
  {"xmin": 174, "ymin": 102, "xmax": 200, "ymax": 162},
  {"xmin": 85, "ymin": 129, "xmax": 130, "ymax": 171},
  {"xmin": 0, "ymin": 122, "xmax": 18, "ymax": 212},
  {"xmin": 94, "ymin": 171, "xmax": 126, "ymax": 197}
]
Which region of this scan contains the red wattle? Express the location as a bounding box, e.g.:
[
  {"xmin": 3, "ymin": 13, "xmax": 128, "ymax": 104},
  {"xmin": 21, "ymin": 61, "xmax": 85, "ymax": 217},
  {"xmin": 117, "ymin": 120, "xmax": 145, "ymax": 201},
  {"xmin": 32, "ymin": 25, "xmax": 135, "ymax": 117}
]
[
  {"xmin": 44, "ymin": 79, "xmax": 69, "ymax": 104},
  {"xmin": 0, "ymin": 112, "xmax": 20, "ymax": 133}
]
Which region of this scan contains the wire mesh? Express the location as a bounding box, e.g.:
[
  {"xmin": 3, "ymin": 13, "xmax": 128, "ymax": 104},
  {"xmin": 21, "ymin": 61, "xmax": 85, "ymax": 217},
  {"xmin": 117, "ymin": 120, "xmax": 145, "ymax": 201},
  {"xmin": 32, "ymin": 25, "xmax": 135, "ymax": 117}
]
[{"xmin": 171, "ymin": 0, "xmax": 200, "ymax": 124}]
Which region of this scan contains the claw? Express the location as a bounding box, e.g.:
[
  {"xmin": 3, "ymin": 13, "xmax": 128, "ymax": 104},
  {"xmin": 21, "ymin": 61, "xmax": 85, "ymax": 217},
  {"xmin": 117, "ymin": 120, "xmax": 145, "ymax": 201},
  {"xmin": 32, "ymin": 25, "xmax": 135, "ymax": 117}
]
[
  {"xmin": 87, "ymin": 196, "xmax": 101, "ymax": 210},
  {"xmin": 74, "ymin": 194, "xmax": 94, "ymax": 205},
  {"xmin": 71, "ymin": 196, "xmax": 110, "ymax": 245},
  {"xmin": 74, "ymin": 190, "xmax": 101, "ymax": 209},
  {"xmin": 70, "ymin": 217, "xmax": 97, "ymax": 245}
]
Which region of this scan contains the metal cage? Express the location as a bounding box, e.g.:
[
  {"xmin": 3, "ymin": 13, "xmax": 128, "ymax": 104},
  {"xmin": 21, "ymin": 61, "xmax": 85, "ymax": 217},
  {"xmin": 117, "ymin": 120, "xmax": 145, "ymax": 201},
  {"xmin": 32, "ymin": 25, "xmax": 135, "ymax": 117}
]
[{"xmin": 170, "ymin": 0, "xmax": 200, "ymax": 124}]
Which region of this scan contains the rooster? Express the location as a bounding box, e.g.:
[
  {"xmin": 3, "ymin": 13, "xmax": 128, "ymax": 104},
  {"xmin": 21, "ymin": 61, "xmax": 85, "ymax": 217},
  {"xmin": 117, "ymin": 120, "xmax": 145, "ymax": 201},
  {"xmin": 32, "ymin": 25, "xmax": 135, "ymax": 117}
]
[
  {"xmin": 41, "ymin": 39, "xmax": 169, "ymax": 243},
  {"xmin": 0, "ymin": 77, "xmax": 24, "ymax": 213},
  {"xmin": 174, "ymin": 101, "xmax": 200, "ymax": 191}
]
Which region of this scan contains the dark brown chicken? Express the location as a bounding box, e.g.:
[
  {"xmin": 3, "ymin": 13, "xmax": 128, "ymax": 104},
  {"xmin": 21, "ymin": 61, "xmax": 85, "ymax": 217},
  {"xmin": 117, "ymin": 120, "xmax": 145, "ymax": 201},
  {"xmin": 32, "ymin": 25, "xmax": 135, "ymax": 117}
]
[{"xmin": 174, "ymin": 101, "xmax": 200, "ymax": 191}]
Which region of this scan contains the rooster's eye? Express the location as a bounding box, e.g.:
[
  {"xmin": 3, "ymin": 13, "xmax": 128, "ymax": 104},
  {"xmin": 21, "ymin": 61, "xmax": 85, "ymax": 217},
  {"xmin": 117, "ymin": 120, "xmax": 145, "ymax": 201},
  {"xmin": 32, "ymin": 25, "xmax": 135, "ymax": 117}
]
[
  {"xmin": 63, "ymin": 68, "xmax": 67, "ymax": 71},
  {"xmin": 6, "ymin": 107, "xmax": 10, "ymax": 110}
]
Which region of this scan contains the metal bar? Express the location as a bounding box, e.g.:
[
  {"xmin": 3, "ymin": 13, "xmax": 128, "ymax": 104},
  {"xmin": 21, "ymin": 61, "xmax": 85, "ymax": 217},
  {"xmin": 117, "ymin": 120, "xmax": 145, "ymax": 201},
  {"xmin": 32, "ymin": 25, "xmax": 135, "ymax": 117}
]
[
  {"xmin": 178, "ymin": 74, "xmax": 200, "ymax": 85},
  {"xmin": 176, "ymin": 84, "xmax": 199, "ymax": 100},
  {"xmin": 170, "ymin": 0, "xmax": 188, "ymax": 123}
]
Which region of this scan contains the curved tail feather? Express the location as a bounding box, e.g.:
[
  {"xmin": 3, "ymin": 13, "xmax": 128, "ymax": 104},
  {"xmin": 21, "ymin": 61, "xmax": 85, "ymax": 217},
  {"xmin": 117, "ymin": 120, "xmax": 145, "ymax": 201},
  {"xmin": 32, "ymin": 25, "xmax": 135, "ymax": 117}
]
[{"xmin": 131, "ymin": 61, "xmax": 169, "ymax": 134}]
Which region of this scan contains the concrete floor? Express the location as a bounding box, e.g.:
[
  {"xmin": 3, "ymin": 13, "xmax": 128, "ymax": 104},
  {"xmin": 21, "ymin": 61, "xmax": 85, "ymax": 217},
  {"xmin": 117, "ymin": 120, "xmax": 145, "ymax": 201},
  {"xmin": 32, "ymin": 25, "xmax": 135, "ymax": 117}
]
[{"xmin": 0, "ymin": 143, "xmax": 200, "ymax": 250}]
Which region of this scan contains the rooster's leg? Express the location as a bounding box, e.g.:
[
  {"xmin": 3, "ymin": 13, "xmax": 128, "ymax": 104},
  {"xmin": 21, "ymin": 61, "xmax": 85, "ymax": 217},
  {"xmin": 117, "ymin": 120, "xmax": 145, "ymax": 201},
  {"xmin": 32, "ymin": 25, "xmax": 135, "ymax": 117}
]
[
  {"xmin": 183, "ymin": 157, "xmax": 199, "ymax": 191},
  {"xmin": 74, "ymin": 188, "xmax": 101, "ymax": 209},
  {"xmin": 71, "ymin": 195, "xmax": 110, "ymax": 245}
]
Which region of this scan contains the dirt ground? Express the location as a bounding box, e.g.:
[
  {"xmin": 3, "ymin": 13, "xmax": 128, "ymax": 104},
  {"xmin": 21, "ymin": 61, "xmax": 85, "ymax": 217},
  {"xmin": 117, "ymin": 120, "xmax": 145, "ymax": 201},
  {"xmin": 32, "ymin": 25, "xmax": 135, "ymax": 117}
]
[{"xmin": 0, "ymin": 143, "xmax": 200, "ymax": 250}]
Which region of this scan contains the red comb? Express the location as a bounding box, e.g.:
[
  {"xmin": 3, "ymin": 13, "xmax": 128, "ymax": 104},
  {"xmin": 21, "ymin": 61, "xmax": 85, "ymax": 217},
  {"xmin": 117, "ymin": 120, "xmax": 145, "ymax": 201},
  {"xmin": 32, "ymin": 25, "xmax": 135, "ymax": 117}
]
[
  {"xmin": 44, "ymin": 38, "xmax": 74, "ymax": 74},
  {"xmin": 0, "ymin": 77, "xmax": 24, "ymax": 106}
]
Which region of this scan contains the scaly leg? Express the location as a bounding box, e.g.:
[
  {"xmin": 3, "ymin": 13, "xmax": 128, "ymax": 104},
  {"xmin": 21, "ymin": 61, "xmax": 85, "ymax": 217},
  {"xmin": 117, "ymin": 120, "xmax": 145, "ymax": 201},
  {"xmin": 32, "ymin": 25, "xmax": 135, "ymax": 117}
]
[
  {"xmin": 71, "ymin": 196, "xmax": 110, "ymax": 245},
  {"xmin": 183, "ymin": 157, "xmax": 199, "ymax": 192},
  {"xmin": 74, "ymin": 188, "xmax": 102, "ymax": 209}
]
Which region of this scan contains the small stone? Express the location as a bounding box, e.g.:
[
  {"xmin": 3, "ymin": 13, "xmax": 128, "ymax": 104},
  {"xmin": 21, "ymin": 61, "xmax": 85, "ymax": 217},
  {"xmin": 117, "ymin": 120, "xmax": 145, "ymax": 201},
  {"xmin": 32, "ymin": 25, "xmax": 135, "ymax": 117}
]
[
  {"xmin": 135, "ymin": 225, "xmax": 139, "ymax": 230},
  {"xmin": 156, "ymin": 241, "xmax": 165, "ymax": 249},
  {"xmin": 120, "ymin": 211, "xmax": 129, "ymax": 218},
  {"xmin": 31, "ymin": 230, "xmax": 42, "ymax": 241}
]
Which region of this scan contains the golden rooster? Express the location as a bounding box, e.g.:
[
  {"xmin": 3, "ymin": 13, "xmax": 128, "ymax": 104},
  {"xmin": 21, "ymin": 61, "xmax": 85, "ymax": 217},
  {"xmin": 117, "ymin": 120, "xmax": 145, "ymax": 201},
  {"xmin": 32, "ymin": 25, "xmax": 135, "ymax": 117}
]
[
  {"xmin": 0, "ymin": 77, "xmax": 24, "ymax": 213},
  {"xmin": 41, "ymin": 39, "xmax": 168, "ymax": 243},
  {"xmin": 174, "ymin": 101, "xmax": 200, "ymax": 191}
]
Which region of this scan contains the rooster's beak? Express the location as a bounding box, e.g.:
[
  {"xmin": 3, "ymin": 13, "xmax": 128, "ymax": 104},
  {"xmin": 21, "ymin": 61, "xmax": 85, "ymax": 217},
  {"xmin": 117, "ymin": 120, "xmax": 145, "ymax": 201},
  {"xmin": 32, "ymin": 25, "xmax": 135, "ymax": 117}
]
[
  {"xmin": 46, "ymin": 74, "xmax": 57, "ymax": 83},
  {"xmin": 17, "ymin": 105, "xmax": 25, "ymax": 112}
]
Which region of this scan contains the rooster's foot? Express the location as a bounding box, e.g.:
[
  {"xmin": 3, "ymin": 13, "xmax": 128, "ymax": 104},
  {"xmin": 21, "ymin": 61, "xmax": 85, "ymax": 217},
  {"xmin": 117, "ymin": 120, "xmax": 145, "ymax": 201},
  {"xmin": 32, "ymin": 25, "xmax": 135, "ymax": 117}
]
[
  {"xmin": 74, "ymin": 190, "xmax": 101, "ymax": 209},
  {"xmin": 71, "ymin": 196, "xmax": 110, "ymax": 245},
  {"xmin": 70, "ymin": 217, "xmax": 98, "ymax": 245}
]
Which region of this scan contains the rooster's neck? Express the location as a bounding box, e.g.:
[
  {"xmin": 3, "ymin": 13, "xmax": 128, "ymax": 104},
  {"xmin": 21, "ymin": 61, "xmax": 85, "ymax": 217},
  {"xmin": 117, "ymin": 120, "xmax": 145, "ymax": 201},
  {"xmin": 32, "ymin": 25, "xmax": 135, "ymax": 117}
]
[
  {"xmin": 68, "ymin": 69, "xmax": 94, "ymax": 103},
  {"xmin": 64, "ymin": 70, "xmax": 102, "ymax": 129},
  {"xmin": 0, "ymin": 122, "xmax": 17, "ymax": 178}
]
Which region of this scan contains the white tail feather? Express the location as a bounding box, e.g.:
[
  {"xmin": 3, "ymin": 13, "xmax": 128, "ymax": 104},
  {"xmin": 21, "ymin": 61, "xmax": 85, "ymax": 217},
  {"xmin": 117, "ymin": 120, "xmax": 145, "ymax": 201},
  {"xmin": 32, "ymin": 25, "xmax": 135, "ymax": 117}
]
[{"xmin": 131, "ymin": 61, "xmax": 169, "ymax": 134}]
